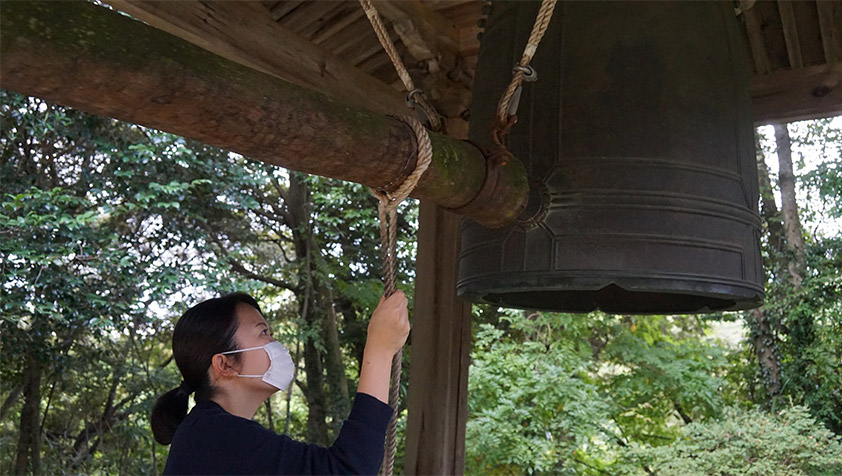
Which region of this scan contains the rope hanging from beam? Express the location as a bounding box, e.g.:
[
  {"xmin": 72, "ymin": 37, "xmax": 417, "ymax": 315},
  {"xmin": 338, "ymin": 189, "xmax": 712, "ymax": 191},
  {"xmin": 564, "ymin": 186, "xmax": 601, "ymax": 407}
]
[
  {"xmin": 359, "ymin": 2, "xmax": 436, "ymax": 475},
  {"xmin": 367, "ymin": 113, "xmax": 432, "ymax": 476},
  {"xmin": 493, "ymin": 0, "xmax": 558, "ymax": 143},
  {"xmin": 359, "ymin": 0, "xmax": 442, "ymax": 132}
]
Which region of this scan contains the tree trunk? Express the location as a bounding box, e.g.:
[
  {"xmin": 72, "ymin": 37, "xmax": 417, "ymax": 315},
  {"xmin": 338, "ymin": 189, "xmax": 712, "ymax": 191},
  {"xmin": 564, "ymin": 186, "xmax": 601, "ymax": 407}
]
[
  {"xmin": 286, "ymin": 173, "xmax": 331, "ymax": 445},
  {"xmin": 14, "ymin": 353, "xmax": 42, "ymax": 476},
  {"xmin": 264, "ymin": 399, "xmax": 275, "ymax": 434},
  {"xmin": 773, "ymin": 123, "xmax": 806, "ymax": 287},
  {"xmin": 756, "ymin": 136, "xmax": 785, "ymax": 257},
  {"xmin": 748, "ymin": 308, "xmax": 782, "ymax": 397},
  {"xmin": 773, "ymin": 123, "xmax": 817, "ymax": 377},
  {"xmin": 301, "ymin": 337, "xmax": 329, "ymax": 446},
  {"xmin": 317, "ymin": 283, "xmax": 351, "ymax": 437},
  {"xmin": 747, "ymin": 132, "xmax": 783, "ymax": 398}
]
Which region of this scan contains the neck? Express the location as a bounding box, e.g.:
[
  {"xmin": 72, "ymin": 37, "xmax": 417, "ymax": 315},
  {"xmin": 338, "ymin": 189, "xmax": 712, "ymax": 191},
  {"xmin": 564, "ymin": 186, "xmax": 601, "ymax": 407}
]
[{"xmin": 210, "ymin": 383, "xmax": 266, "ymax": 420}]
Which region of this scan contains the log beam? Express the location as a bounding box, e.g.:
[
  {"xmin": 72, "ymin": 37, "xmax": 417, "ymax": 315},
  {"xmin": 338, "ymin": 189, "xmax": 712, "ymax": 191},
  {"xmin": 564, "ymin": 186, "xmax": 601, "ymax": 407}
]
[{"xmin": 0, "ymin": 1, "xmax": 528, "ymax": 228}]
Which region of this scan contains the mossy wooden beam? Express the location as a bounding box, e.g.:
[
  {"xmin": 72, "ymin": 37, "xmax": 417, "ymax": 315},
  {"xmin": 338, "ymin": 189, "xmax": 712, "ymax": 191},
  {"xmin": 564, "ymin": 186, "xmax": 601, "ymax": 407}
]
[{"xmin": 0, "ymin": 1, "xmax": 528, "ymax": 227}]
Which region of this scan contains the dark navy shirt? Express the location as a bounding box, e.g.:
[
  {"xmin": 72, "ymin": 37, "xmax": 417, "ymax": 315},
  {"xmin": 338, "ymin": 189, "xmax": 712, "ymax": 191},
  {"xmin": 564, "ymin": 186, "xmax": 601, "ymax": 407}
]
[{"xmin": 163, "ymin": 392, "xmax": 393, "ymax": 475}]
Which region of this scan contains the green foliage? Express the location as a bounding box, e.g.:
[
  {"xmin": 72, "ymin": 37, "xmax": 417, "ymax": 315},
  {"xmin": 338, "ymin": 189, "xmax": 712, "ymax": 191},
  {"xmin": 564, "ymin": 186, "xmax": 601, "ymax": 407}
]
[
  {"xmin": 468, "ymin": 313, "xmax": 610, "ymax": 475},
  {"xmin": 745, "ymin": 121, "xmax": 842, "ymax": 433},
  {"xmin": 1, "ymin": 90, "xmax": 417, "ymax": 474},
  {"xmin": 603, "ymin": 317, "xmax": 726, "ymax": 443},
  {"xmin": 622, "ymin": 405, "xmax": 842, "ymax": 476},
  {"xmin": 466, "ymin": 311, "xmax": 729, "ymax": 475}
]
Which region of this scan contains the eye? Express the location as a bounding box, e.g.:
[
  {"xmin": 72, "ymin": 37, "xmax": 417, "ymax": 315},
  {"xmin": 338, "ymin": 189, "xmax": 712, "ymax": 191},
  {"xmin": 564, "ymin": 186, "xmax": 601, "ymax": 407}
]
[{"xmin": 260, "ymin": 328, "xmax": 268, "ymax": 336}]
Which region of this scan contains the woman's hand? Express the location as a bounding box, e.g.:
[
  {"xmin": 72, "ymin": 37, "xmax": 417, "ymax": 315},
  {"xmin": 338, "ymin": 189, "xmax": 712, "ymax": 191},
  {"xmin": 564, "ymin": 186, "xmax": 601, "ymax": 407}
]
[
  {"xmin": 365, "ymin": 291, "xmax": 410, "ymax": 357},
  {"xmin": 358, "ymin": 291, "xmax": 410, "ymax": 403}
]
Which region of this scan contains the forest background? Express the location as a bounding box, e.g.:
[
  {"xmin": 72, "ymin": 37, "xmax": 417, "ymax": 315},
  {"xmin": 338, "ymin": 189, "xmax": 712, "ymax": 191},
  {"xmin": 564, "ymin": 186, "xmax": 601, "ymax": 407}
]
[{"xmin": 1, "ymin": 90, "xmax": 841, "ymax": 475}]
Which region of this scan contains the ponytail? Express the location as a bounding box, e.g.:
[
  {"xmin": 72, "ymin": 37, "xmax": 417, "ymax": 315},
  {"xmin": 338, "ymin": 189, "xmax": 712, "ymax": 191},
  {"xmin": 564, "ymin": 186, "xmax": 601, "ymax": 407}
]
[
  {"xmin": 151, "ymin": 382, "xmax": 193, "ymax": 444},
  {"xmin": 150, "ymin": 293, "xmax": 263, "ymax": 445}
]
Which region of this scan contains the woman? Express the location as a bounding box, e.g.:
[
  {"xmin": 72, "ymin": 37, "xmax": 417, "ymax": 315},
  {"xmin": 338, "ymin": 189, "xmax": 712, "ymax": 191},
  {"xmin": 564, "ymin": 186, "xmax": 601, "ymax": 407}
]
[{"xmin": 151, "ymin": 291, "xmax": 410, "ymax": 475}]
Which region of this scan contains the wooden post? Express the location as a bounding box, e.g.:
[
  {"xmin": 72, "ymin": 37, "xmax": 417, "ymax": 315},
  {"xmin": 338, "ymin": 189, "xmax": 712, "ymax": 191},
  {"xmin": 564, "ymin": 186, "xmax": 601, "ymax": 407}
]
[
  {"xmin": 405, "ymin": 202, "xmax": 472, "ymax": 475},
  {"xmin": 0, "ymin": 1, "xmax": 527, "ymax": 228}
]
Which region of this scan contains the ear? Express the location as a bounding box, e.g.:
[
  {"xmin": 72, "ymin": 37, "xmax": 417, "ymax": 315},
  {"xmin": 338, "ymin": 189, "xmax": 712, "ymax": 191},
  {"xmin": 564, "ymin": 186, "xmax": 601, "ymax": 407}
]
[{"xmin": 210, "ymin": 354, "xmax": 241, "ymax": 378}]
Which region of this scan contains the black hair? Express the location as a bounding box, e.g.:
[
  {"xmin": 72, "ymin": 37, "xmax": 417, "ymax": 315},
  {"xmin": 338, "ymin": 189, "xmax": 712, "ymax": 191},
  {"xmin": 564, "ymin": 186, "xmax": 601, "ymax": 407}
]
[{"xmin": 150, "ymin": 292, "xmax": 263, "ymax": 445}]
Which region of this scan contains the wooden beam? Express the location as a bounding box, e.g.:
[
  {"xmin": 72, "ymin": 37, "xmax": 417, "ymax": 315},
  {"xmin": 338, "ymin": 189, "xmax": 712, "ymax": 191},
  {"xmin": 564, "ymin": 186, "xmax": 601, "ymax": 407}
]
[
  {"xmin": 280, "ymin": 1, "xmax": 344, "ymax": 37},
  {"xmin": 817, "ymin": 1, "xmax": 836, "ymax": 64},
  {"xmin": 267, "ymin": 0, "xmax": 304, "ymax": 22},
  {"xmin": 321, "ymin": 16, "xmax": 377, "ymax": 56},
  {"xmin": 816, "ymin": 2, "xmax": 842, "ymax": 64},
  {"xmin": 751, "ymin": 64, "xmax": 842, "ymax": 124},
  {"xmin": 405, "ymin": 203, "xmax": 471, "ymax": 476},
  {"xmin": 743, "ymin": 5, "xmax": 771, "ymax": 74},
  {"xmin": 0, "ymin": 0, "xmax": 528, "ymax": 228},
  {"xmin": 106, "ymin": 0, "xmax": 406, "ymax": 115},
  {"xmin": 312, "ymin": 8, "xmax": 366, "ymax": 45},
  {"xmin": 777, "ymin": 0, "xmax": 803, "ymax": 68},
  {"xmin": 372, "ymin": 0, "xmax": 461, "ymax": 69}
]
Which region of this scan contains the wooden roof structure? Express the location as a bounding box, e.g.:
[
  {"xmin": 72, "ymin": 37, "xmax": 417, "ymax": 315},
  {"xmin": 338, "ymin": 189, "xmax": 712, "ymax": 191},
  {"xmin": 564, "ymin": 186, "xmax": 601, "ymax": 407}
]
[
  {"xmin": 111, "ymin": 0, "xmax": 842, "ymax": 136},
  {"xmin": 3, "ymin": 1, "xmax": 841, "ymax": 474}
]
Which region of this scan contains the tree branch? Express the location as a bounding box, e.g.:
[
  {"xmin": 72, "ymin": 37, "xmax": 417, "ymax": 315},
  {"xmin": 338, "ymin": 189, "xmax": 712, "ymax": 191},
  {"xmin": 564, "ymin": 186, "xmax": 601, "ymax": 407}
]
[
  {"xmin": 229, "ymin": 259, "xmax": 299, "ymax": 294},
  {"xmin": 0, "ymin": 385, "xmax": 23, "ymax": 421}
]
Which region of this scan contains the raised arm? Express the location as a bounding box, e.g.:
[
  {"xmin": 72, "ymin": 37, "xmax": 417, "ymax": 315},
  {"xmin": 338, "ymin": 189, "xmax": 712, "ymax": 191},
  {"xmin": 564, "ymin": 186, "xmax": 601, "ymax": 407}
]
[{"xmin": 357, "ymin": 291, "xmax": 410, "ymax": 403}]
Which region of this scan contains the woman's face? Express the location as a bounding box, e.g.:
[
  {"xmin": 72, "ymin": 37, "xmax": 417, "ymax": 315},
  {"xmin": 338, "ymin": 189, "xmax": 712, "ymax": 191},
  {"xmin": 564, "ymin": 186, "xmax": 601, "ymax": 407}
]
[{"xmin": 231, "ymin": 303, "xmax": 276, "ymax": 389}]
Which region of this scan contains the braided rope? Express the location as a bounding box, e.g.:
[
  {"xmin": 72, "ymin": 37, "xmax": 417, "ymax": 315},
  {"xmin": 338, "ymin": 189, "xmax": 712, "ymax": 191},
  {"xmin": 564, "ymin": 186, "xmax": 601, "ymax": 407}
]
[
  {"xmin": 368, "ymin": 114, "xmax": 432, "ymax": 476},
  {"xmin": 359, "ymin": 0, "xmax": 442, "ymax": 131},
  {"xmin": 495, "ymin": 0, "xmax": 558, "ymax": 125},
  {"xmin": 358, "ymin": 2, "xmax": 439, "ymax": 473}
]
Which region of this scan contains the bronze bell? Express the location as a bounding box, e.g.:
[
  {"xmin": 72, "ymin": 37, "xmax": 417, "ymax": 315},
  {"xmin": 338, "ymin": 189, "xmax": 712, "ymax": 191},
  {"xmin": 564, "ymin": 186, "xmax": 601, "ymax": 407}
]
[{"xmin": 459, "ymin": 1, "xmax": 764, "ymax": 314}]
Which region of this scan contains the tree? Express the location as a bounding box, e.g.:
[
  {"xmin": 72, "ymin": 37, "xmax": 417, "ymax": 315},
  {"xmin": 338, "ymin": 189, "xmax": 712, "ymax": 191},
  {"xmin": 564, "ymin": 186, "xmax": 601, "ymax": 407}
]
[{"xmin": 739, "ymin": 120, "xmax": 842, "ymax": 433}]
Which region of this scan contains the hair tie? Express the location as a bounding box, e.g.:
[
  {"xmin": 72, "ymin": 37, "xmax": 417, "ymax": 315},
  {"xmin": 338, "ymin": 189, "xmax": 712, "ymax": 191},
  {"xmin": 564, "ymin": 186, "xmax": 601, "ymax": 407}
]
[{"xmin": 178, "ymin": 380, "xmax": 194, "ymax": 395}]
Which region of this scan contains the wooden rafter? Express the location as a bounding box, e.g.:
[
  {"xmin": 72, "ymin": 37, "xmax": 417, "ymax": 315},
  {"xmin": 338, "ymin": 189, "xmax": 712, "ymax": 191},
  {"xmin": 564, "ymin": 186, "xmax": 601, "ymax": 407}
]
[
  {"xmin": 106, "ymin": 0, "xmax": 406, "ymax": 115},
  {"xmin": 816, "ymin": 2, "xmax": 841, "ymax": 64},
  {"xmin": 267, "ymin": 1, "xmax": 304, "ymax": 21},
  {"xmin": 293, "ymin": 3, "xmax": 349, "ymax": 38},
  {"xmin": 777, "ymin": 0, "xmax": 803, "ymax": 69},
  {"xmin": 312, "ymin": 7, "xmax": 366, "ymax": 45},
  {"xmin": 743, "ymin": 5, "xmax": 772, "ymax": 75}
]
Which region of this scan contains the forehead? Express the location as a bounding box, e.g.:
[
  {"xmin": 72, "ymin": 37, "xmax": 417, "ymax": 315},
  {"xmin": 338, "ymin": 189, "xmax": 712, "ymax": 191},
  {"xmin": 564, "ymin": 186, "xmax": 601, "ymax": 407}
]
[{"xmin": 235, "ymin": 302, "xmax": 267, "ymax": 327}]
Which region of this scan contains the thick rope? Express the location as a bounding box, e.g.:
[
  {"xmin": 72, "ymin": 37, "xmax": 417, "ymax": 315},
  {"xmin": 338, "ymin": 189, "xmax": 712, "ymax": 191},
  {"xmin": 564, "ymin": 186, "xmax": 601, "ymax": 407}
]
[
  {"xmin": 359, "ymin": 0, "xmax": 442, "ymax": 132},
  {"xmin": 358, "ymin": 2, "xmax": 439, "ymax": 474},
  {"xmin": 495, "ymin": 0, "xmax": 558, "ymax": 127},
  {"xmin": 368, "ymin": 114, "xmax": 432, "ymax": 476}
]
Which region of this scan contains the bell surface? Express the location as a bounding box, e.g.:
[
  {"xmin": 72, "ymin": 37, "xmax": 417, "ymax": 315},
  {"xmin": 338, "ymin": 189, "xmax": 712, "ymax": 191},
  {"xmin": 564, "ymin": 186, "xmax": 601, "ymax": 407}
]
[{"xmin": 459, "ymin": 1, "xmax": 764, "ymax": 314}]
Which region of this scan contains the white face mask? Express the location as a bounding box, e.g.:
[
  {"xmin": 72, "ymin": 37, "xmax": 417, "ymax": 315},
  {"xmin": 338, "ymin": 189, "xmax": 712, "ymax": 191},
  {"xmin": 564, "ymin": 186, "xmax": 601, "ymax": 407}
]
[{"xmin": 221, "ymin": 341, "xmax": 294, "ymax": 391}]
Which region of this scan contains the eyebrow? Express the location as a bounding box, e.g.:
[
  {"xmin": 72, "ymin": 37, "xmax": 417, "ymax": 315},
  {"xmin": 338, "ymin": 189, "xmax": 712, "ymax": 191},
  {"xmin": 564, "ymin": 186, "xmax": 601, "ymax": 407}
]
[{"xmin": 255, "ymin": 323, "xmax": 268, "ymax": 328}]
